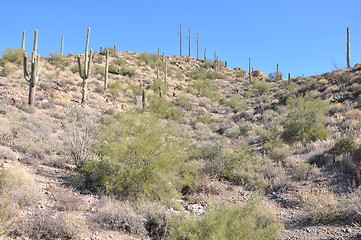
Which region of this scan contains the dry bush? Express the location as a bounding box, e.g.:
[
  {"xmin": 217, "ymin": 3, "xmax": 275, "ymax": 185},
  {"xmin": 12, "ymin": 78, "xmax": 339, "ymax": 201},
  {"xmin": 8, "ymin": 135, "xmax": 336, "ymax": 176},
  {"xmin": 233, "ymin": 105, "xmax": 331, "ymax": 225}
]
[
  {"xmin": 329, "ymin": 103, "xmax": 346, "ymax": 113},
  {"xmin": 299, "ymin": 189, "xmax": 339, "ymax": 223},
  {"xmin": 0, "ymin": 195, "xmax": 18, "ymax": 237},
  {"xmin": 49, "ymin": 186, "xmax": 86, "ymax": 211},
  {"xmin": 0, "ymin": 146, "xmax": 17, "ymax": 161},
  {"xmin": 262, "ymin": 165, "xmax": 290, "ymax": 193},
  {"xmin": 90, "ymin": 198, "xmax": 147, "ymax": 236},
  {"xmin": 22, "ymin": 210, "xmax": 89, "ymax": 239},
  {"xmin": 351, "ymin": 147, "xmax": 361, "ymax": 181},
  {"xmin": 339, "ymin": 187, "xmax": 361, "ymax": 222},
  {"xmin": 70, "ymin": 124, "xmax": 96, "ymax": 167},
  {"xmin": 0, "ymin": 165, "xmax": 41, "ymax": 207},
  {"xmin": 291, "ymin": 162, "xmax": 321, "ymax": 181},
  {"xmin": 345, "ymin": 109, "xmax": 361, "ymax": 119}
]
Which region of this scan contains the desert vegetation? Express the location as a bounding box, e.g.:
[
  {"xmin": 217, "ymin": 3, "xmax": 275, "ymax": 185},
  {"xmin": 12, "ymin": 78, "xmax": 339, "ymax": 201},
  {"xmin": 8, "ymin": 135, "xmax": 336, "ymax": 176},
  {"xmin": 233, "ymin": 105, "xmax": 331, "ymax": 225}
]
[{"xmin": 0, "ymin": 29, "xmax": 360, "ymax": 240}]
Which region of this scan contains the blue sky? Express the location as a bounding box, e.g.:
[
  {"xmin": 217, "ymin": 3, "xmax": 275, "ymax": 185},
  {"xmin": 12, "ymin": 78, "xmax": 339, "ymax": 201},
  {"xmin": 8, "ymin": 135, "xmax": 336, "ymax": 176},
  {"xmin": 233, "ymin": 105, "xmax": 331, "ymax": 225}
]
[{"xmin": 1, "ymin": 0, "xmax": 361, "ymax": 77}]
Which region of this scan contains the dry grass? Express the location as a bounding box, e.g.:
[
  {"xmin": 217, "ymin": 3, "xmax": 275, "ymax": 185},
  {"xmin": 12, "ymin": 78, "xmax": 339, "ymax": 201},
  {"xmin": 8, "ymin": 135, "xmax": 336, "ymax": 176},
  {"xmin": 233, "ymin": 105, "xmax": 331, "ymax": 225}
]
[
  {"xmin": 0, "ymin": 165, "xmax": 41, "ymax": 207},
  {"xmin": 22, "ymin": 210, "xmax": 89, "ymax": 240},
  {"xmin": 90, "ymin": 198, "xmax": 147, "ymax": 236},
  {"xmin": 299, "ymin": 189, "xmax": 339, "ymax": 223},
  {"xmin": 345, "ymin": 109, "xmax": 361, "ymax": 119},
  {"xmin": 0, "ymin": 146, "xmax": 17, "ymax": 161}
]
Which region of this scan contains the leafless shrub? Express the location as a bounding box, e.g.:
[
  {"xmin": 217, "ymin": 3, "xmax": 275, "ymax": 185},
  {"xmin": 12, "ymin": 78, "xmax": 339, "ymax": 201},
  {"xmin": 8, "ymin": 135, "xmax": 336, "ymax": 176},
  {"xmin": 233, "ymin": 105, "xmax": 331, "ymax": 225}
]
[
  {"xmin": 299, "ymin": 189, "xmax": 339, "ymax": 223},
  {"xmin": 90, "ymin": 198, "xmax": 147, "ymax": 236},
  {"xmin": 50, "ymin": 186, "xmax": 86, "ymax": 211},
  {"xmin": 22, "ymin": 210, "xmax": 89, "ymax": 239},
  {"xmin": 70, "ymin": 124, "xmax": 96, "ymax": 167},
  {"xmin": 262, "ymin": 165, "xmax": 290, "ymax": 193}
]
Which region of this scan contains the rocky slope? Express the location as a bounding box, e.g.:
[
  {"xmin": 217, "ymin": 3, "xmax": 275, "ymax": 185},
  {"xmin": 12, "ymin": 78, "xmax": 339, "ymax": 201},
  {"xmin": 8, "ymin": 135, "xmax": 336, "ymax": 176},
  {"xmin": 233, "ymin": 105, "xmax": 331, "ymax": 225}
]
[{"xmin": 0, "ymin": 50, "xmax": 360, "ymax": 239}]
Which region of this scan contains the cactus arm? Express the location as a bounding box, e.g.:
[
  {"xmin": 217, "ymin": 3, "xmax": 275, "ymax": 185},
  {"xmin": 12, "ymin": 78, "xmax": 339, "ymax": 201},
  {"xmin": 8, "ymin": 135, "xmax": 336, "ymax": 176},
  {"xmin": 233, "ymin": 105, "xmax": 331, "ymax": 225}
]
[
  {"xmin": 86, "ymin": 49, "xmax": 93, "ymax": 78},
  {"xmin": 33, "ymin": 30, "xmax": 38, "ymax": 52},
  {"xmin": 34, "ymin": 54, "xmax": 40, "ymax": 83},
  {"xmin": 23, "ymin": 53, "xmax": 30, "ymax": 82},
  {"xmin": 77, "ymin": 55, "xmax": 84, "ymax": 79}
]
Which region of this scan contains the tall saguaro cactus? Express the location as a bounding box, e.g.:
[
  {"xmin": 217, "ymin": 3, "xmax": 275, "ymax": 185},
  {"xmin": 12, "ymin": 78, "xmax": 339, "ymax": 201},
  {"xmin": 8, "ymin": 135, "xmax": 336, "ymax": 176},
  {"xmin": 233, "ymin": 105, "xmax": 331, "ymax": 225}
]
[
  {"xmin": 164, "ymin": 62, "xmax": 168, "ymax": 83},
  {"xmin": 180, "ymin": 24, "xmax": 182, "ymax": 56},
  {"xmin": 188, "ymin": 28, "xmax": 191, "ymax": 57},
  {"xmin": 104, "ymin": 49, "xmax": 109, "ymax": 90},
  {"xmin": 142, "ymin": 89, "xmax": 146, "ymax": 113},
  {"xmin": 347, "ymin": 27, "xmax": 351, "ymax": 68},
  {"xmin": 196, "ymin": 33, "xmax": 199, "ymax": 60},
  {"xmin": 23, "ymin": 30, "xmax": 40, "ymax": 105},
  {"xmin": 248, "ymin": 57, "xmax": 252, "ymax": 82},
  {"xmin": 21, "ymin": 31, "xmax": 26, "ymax": 50},
  {"xmin": 60, "ymin": 35, "xmax": 64, "ymax": 56},
  {"xmin": 77, "ymin": 27, "xmax": 93, "ymax": 105}
]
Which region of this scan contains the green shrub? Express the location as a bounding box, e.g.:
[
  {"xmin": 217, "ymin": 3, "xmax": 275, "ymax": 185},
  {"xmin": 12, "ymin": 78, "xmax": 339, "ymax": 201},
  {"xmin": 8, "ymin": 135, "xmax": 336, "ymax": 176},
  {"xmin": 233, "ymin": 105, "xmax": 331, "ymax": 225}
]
[
  {"xmin": 235, "ymin": 69, "xmax": 246, "ymax": 78},
  {"xmin": 203, "ymin": 146, "xmax": 263, "ymax": 187},
  {"xmin": 268, "ymin": 71, "xmax": 283, "ymax": 80},
  {"xmin": 150, "ymin": 78, "xmax": 168, "ymax": 94},
  {"xmin": 119, "ymin": 67, "xmax": 136, "ymax": 77},
  {"xmin": 136, "ymin": 52, "xmax": 162, "ymax": 68},
  {"xmin": 252, "ymin": 80, "xmax": 271, "ymax": 94},
  {"xmin": 48, "ymin": 52, "xmax": 69, "ymax": 68},
  {"xmin": 148, "ymin": 96, "xmax": 183, "ymax": 120},
  {"xmin": 281, "ymin": 93, "xmax": 329, "ymax": 143},
  {"xmin": 1, "ymin": 48, "xmax": 24, "ymax": 66},
  {"xmin": 99, "ymin": 46, "xmax": 118, "ymax": 57},
  {"xmin": 170, "ymin": 196, "xmax": 283, "ymax": 240},
  {"xmin": 79, "ymin": 112, "xmax": 197, "ymax": 201},
  {"xmin": 265, "ymin": 141, "xmax": 290, "ymax": 162},
  {"xmin": 108, "ymin": 59, "xmax": 136, "ymax": 77},
  {"xmin": 328, "ymin": 138, "xmax": 358, "ymax": 156},
  {"xmin": 189, "ymin": 79, "xmax": 222, "ymax": 102},
  {"xmin": 71, "ymin": 64, "xmax": 79, "ymax": 73},
  {"xmin": 173, "ymin": 94, "xmax": 192, "ymax": 111},
  {"xmin": 188, "ymin": 67, "xmax": 223, "ymax": 80},
  {"xmin": 201, "ymin": 61, "xmax": 214, "ymax": 69},
  {"xmin": 108, "ymin": 81, "xmax": 123, "ymax": 97},
  {"xmin": 221, "ymin": 95, "xmax": 246, "ymax": 112}
]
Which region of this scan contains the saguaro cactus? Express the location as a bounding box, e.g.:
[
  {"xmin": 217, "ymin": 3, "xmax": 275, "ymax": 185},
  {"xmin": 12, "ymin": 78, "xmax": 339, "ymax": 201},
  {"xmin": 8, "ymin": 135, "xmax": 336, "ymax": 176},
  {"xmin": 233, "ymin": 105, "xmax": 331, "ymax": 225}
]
[
  {"xmin": 188, "ymin": 28, "xmax": 191, "ymax": 57},
  {"xmin": 347, "ymin": 27, "xmax": 351, "ymax": 68},
  {"xmin": 142, "ymin": 89, "xmax": 146, "ymax": 112},
  {"xmin": 104, "ymin": 49, "xmax": 109, "ymax": 90},
  {"xmin": 157, "ymin": 65, "xmax": 160, "ymax": 79},
  {"xmin": 77, "ymin": 27, "xmax": 93, "ymax": 105},
  {"xmin": 248, "ymin": 57, "xmax": 252, "ymax": 82},
  {"xmin": 180, "ymin": 24, "xmax": 182, "ymax": 56},
  {"xmin": 21, "ymin": 31, "xmax": 26, "ymax": 50},
  {"xmin": 60, "ymin": 35, "xmax": 64, "ymax": 56},
  {"xmin": 23, "ymin": 30, "xmax": 40, "ymax": 105},
  {"xmin": 164, "ymin": 62, "xmax": 168, "ymax": 83},
  {"xmin": 196, "ymin": 33, "xmax": 199, "ymax": 60}
]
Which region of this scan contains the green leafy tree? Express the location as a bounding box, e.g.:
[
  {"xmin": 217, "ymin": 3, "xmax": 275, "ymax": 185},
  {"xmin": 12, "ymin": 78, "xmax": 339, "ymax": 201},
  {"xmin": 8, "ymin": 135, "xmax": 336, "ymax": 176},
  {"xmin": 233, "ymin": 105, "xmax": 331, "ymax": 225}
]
[
  {"xmin": 79, "ymin": 111, "xmax": 197, "ymax": 201},
  {"xmin": 281, "ymin": 93, "xmax": 329, "ymax": 143}
]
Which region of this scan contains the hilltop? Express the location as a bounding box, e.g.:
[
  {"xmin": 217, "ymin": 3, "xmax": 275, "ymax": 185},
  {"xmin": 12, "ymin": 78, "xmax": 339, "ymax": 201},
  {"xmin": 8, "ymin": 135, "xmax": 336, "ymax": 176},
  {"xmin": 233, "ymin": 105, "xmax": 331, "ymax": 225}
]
[{"xmin": 0, "ymin": 48, "xmax": 360, "ymax": 240}]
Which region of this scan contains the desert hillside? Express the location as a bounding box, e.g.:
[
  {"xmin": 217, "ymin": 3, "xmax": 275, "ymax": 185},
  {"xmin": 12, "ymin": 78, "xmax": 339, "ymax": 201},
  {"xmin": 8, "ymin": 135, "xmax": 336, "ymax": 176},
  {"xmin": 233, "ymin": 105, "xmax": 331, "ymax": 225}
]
[{"xmin": 0, "ymin": 47, "xmax": 360, "ymax": 240}]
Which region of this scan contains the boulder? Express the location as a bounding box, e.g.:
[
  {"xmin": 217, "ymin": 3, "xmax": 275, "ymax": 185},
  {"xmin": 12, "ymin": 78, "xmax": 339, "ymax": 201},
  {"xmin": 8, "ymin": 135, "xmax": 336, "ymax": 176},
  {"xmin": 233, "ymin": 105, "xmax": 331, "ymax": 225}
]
[{"xmin": 252, "ymin": 70, "xmax": 267, "ymax": 80}]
